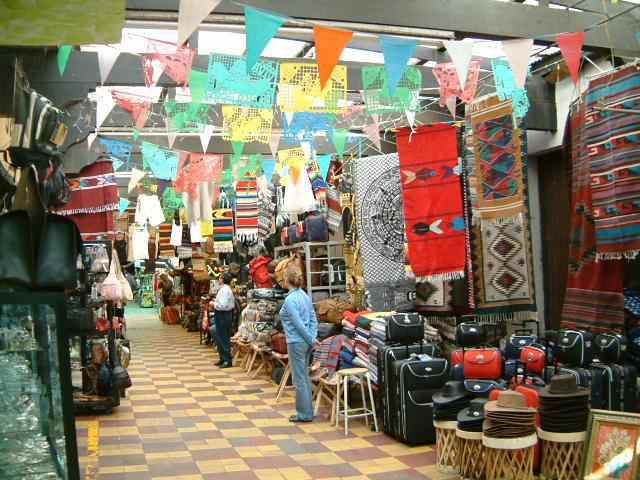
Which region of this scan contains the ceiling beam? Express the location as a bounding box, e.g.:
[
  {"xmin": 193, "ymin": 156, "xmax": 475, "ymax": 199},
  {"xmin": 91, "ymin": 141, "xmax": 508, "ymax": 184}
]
[{"xmin": 126, "ymin": 0, "xmax": 640, "ymax": 54}]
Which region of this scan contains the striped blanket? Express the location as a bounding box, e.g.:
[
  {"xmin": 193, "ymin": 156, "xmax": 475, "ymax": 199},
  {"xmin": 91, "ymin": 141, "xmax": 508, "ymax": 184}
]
[
  {"xmin": 212, "ymin": 209, "xmax": 234, "ymax": 253},
  {"xmin": 235, "ymin": 177, "xmax": 259, "ymax": 242},
  {"xmin": 584, "ymin": 64, "xmax": 640, "ymax": 259}
]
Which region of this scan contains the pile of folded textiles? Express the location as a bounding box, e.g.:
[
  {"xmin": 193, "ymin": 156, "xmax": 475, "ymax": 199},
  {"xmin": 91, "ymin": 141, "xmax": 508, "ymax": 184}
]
[
  {"xmin": 339, "ymin": 339, "xmax": 356, "ymax": 369},
  {"xmin": 341, "ymin": 311, "xmax": 358, "ymax": 338},
  {"xmin": 313, "ymin": 334, "xmax": 347, "ymax": 379}
]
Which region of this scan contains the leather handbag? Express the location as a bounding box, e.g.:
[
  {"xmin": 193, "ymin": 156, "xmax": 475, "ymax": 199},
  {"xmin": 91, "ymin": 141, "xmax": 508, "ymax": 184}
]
[
  {"xmin": 519, "ymin": 344, "xmax": 546, "ymax": 375},
  {"xmin": 595, "ymin": 333, "xmax": 627, "ymax": 363},
  {"xmin": 463, "ymin": 348, "xmax": 502, "ymax": 380},
  {"xmin": 401, "ymin": 358, "xmax": 449, "ymax": 390},
  {"xmin": 554, "ymin": 329, "xmax": 595, "ymax": 366},
  {"xmin": 455, "ymin": 322, "xmax": 486, "ymax": 348},
  {"xmin": 386, "ymin": 313, "xmax": 424, "ymax": 344},
  {"xmin": 505, "ymin": 333, "xmax": 538, "ymax": 360},
  {"xmin": 269, "ymin": 331, "xmax": 287, "ymax": 354},
  {"xmin": 111, "ymin": 344, "xmax": 132, "ymax": 389}
]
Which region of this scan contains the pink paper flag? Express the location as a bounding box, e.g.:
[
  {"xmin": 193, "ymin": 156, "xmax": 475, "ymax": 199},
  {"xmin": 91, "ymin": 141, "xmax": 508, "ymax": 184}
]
[
  {"xmin": 111, "ymin": 90, "xmax": 152, "ymax": 129},
  {"xmin": 141, "ymin": 56, "xmax": 166, "ymax": 87},
  {"xmin": 432, "ymin": 61, "xmax": 480, "ymax": 106},
  {"xmin": 363, "ymin": 123, "xmax": 381, "ymax": 151}
]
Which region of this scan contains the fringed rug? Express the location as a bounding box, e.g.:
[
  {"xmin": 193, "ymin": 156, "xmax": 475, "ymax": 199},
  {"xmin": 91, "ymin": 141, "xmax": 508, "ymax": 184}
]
[
  {"xmin": 396, "ymin": 124, "xmax": 466, "ymax": 282},
  {"xmin": 584, "ymin": 64, "xmax": 640, "ymax": 259},
  {"xmin": 212, "ymin": 209, "xmax": 234, "ymax": 253},
  {"xmin": 561, "ymin": 102, "xmax": 625, "ymax": 332},
  {"xmin": 234, "ymin": 177, "xmax": 259, "ymax": 243}
]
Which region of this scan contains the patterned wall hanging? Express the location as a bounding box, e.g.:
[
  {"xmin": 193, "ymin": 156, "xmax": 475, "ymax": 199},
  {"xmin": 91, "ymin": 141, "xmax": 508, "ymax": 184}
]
[
  {"xmin": 282, "ymin": 112, "xmax": 334, "ymax": 145},
  {"xmin": 235, "ymin": 177, "xmax": 259, "ymax": 242},
  {"xmin": 584, "ymin": 64, "xmax": 640, "ymax": 259},
  {"xmin": 164, "ymin": 101, "xmax": 209, "ymax": 132},
  {"xmin": 277, "ymin": 63, "xmax": 348, "ymax": 113},
  {"xmin": 561, "ymin": 102, "xmax": 624, "ymax": 333},
  {"xmin": 361, "ymin": 66, "xmax": 421, "ymax": 114},
  {"xmin": 490, "ymin": 58, "xmax": 530, "ymax": 119},
  {"xmin": 205, "ymin": 54, "xmax": 278, "ymax": 109},
  {"xmin": 98, "ymin": 137, "xmax": 132, "ymax": 171},
  {"xmin": 354, "ymin": 153, "xmax": 415, "ymax": 310},
  {"xmin": 464, "ymin": 96, "xmax": 536, "ymax": 324},
  {"xmin": 141, "ymin": 141, "xmax": 179, "ymax": 180},
  {"xmin": 432, "ymin": 60, "xmax": 481, "ymax": 106},
  {"xmin": 221, "ymin": 106, "xmax": 274, "ymax": 144},
  {"xmin": 396, "ymin": 124, "xmax": 466, "ymax": 282}
]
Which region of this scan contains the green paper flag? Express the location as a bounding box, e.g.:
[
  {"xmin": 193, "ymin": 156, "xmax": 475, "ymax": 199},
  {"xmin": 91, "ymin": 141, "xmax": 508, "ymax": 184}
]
[
  {"xmin": 57, "ymin": 45, "xmax": 72, "ymax": 76},
  {"xmin": 331, "ymin": 128, "xmax": 348, "ymax": 157},
  {"xmin": 221, "ymin": 169, "xmax": 234, "ymax": 185},
  {"xmin": 189, "ymin": 69, "xmax": 208, "ymax": 104},
  {"xmin": 132, "ymin": 129, "xmax": 140, "ymax": 142},
  {"xmin": 245, "ymin": 6, "xmax": 287, "ymax": 73},
  {"xmin": 231, "ymin": 140, "xmax": 245, "ymax": 161}
]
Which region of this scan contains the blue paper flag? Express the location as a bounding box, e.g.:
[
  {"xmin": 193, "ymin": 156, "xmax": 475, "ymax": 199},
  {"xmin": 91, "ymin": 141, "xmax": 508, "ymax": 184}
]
[
  {"xmin": 118, "ymin": 198, "xmax": 130, "ymax": 214},
  {"xmin": 283, "ymin": 112, "xmax": 334, "ymax": 145},
  {"xmin": 112, "ymin": 159, "xmax": 124, "ymax": 171},
  {"xmin": 317, "ymin": 154, "xmax": 331, "ymax": 180},
  {"xmin": 491, "ymin": 58, "xmax": 530, "ymax": 119},
  {"xmin": 141, "ymin": 141, "xmax": 179, "ymax": 181},
  {"xmin": 245, "ymin": 6, "xmax": 286, "ymax": 74},
  {"xmin": 99, "ymin": 137, "xmax": 133, "ymax": 168},
  {"xmin": 379, "ymin": 35, "xmax": 418, "ymax": 96},
  {"xmin": 261, "ymin": 158, "xmax": 276, "ymax": 181},
  {"xmin": 636, "ymin": 32, "xmax": 640, "ymax": 45}
]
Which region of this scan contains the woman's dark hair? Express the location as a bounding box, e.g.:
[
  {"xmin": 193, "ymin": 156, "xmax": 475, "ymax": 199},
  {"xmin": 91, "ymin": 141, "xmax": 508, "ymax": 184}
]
[{"xmin": 222, "ymin": 273, "xmax": 233, "ymax": 284}]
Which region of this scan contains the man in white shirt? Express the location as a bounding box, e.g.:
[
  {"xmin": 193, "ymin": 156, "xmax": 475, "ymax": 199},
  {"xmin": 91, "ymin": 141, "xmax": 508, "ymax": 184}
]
[{"xmin": 213, "ymin": 273, "xmax": 235, "ymax": 368}]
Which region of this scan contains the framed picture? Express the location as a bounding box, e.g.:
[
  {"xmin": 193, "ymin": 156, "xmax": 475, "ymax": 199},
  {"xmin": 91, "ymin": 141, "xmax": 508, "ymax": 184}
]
[{"xmin": 582, "ymin": 409, "xmax": 640, "ymax": 480}]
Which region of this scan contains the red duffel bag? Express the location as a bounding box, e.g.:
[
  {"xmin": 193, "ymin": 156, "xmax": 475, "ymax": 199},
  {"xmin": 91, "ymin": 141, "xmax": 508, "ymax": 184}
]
[
  {"xmin": 519, "ymin": 345, "xmax": 546, "ymax": 375},
  {"xmin": 463, "ymin": 348, "xmax": 502, "ymax": 379}
]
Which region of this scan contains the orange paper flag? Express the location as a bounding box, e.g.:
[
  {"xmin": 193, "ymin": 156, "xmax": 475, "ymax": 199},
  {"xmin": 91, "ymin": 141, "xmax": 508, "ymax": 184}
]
[{"xmin": 313, "ymin": 25, "xmax": 353, "ymax": 89}]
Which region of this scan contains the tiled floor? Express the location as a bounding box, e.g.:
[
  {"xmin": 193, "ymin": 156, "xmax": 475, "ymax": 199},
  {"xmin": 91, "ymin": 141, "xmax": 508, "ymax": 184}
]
[{"xmin": 75, "ymin": 306, "xmax": 452, "ymax": 480}]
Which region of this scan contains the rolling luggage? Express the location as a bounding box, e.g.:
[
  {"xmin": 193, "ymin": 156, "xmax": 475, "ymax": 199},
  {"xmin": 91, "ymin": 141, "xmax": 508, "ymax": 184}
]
[
  {"xmin": 592, "ymin": 363, "xmax": 638, "ymax": 412},
  {"xmin": 554, "ymin": 329, "xmax": 594, "ymax": 366}
]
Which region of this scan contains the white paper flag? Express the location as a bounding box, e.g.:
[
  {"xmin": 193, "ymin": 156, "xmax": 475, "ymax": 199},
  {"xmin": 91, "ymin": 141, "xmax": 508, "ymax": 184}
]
[
  {"xmin": 96, "ymin": 45, "xmax": 120, "ymax": 85},
  {"xmin": 501, "ymin": 38, "xmax": 533, "ymax": 89},
  {"xmin": 300, "ymin": 141, "xmax": 312, "ymax": 160},
  {"xmin": 444, "ymin": 39, "xmax": 474, "ymax": 90},
  {"xmin": 269, "ymin": 130, "xmax": 281, "ymax": 157},
  {"xmin": 167, "ymin": 130, "xmax": 177, "ymax": 149},
  {"xmin": 95, "ymin": 87, "xmax": 116, "ymax": 128},
  {"xmin": 199, "ymin": 124, "xmax": 214, "ymax": 153},
  {"xmin": 177, "ymin": 0, "xmax": 223, "ymax": 45},
  {"xmin": 363, "ymin": 123, "xmax": 381, "ymax": 151},
  {"xmin": 87, "ymin": 133, "xmax": 97, "ymax": 149},
  {"xmin": 128, "ymin": 168, "xmax": 146, "ymax": 193},
  {"xmin": 446, "ymin": 96, "xmax": 457, "ymax": 119}
]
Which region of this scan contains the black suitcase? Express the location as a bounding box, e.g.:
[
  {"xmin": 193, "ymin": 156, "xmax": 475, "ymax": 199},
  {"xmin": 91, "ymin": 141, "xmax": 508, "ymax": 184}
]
[
  {"xmin": 594, "ymin": 363, "xmax": 638, "ymax": 412},
  {"xmin": 543, "ymin": 366, "xmax": 592, "ymax": 388},
  {"xmin": 398, "ymin": 388, "xmax": 439, "ymax": 445},
  {"xmin": 378, "ymin": 343, "xmax": 438, "ymax": 436}
]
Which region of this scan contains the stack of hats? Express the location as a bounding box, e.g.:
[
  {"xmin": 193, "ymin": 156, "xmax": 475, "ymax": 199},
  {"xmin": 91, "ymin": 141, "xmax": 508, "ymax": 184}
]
[
  {"xmin": 457, "ymin": 398, "xmax": 488, "ymax": 433},
  {"xmin": 483, "ymin": 390, "xmax": 536, "ymax": 438},
  {"xmin": 433, "ymin": 381, "xmax": 473, "ymax": 421},
  {"xmin": 539, "ymin": 374, "xmax": 590, "ymax": 433}
]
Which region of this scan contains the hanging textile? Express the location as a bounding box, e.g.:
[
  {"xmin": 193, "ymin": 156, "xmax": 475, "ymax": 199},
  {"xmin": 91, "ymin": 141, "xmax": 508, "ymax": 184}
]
[
  {"xmin": 158, "ymin": 223, "xmax": 174, "ymax": 257},
  {"xmin": 213, "ymin": 201, "xmax": 234, "ymax": 253},
  {"xmin": 583, "ymin": 64, "xmax": 640, "ymax": 259},
  {"xmin": 396, "ymin": 124, "xmax": 466, "ymax": 281},
  {"xmin": 465, "ymin": 96, "xmax": 536, "ymax": 324},
  {"xmin": 235, "ymin": 177, "xmax": 259, "ymax": 242},
  {"xmin": 170, "ymin": 222, "xmax": 183, "ymax": 247},
  {"xmin": 56, "ymin": 160, "xmax": 118, "ymax": 216},
  {"xmin": 257, "ymin": 183, "xmax": 276, "ymax": 242},
  {"xmin": 134, "ymin": 194, "xmax": 165, "ymax": 227},
  {"xmin": 69, "ymin": 211, "xmax": 115, "ymax": 241},
  {"xmin": 326, "ymin": 186, "xmax": 342, "ymax": 233},
  {"xmin": 561, "ymin": 102, "xmax": 625, "ymax": 333},
  {"xmin": 353, "ymin": 153, "xmax": 415, "ymax": 310}
]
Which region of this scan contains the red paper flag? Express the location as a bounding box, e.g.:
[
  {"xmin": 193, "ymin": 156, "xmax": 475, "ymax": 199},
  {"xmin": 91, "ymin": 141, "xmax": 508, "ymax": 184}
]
[
  {"xmin": 557, "ymin": 31, "xmax": 585, "ymax": 85},
  {"xmin": 111, "ymin": 90, "xmax": 152, "ymax": 129},
  {"xmin": 313, "ymin": 25, "xmax": 353, "ymax": 89}
]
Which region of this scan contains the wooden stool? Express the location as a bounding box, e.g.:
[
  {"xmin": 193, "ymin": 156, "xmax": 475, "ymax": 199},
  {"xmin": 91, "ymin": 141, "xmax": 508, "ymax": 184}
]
[
  {"xmin": 313, "ymin": 375, "xmax": 338, "ymax": 424},
  {"xmin": 434, "ymin": 420, "xmax": 459, "ymax": 474},
  {"xmin": 248, "ymin": 344, "xmax": 270, "ymax": 378},
  {"xmin": 483, "ymin": 433, "xmax": 537, "ymax": 480},
  {"xmin": 271, "ymin": 352, "xmax": 293, "ymax": 402},
  {"xmin": 335, "ymin": 367, "xmax": 378, "ymax": 436},
  {"xmin": 538, "ymin": 429, "xmax": 585, "ymax": 480},
  {"xmin": 456, "ymin": 429, "xmax": 486, "ymax": 480}
]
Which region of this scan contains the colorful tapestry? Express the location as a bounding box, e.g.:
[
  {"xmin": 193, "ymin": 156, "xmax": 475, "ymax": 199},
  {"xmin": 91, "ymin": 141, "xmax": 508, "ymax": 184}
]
[
  {"xmin": 68, "ymin": 211, "xmax": 115, "ymax": 241},
  {"xmin": 277, "ymin": 63, "xmax": 348, "ymax": 113},
  {"xmin": 354, "ymin": 153, "xmax": 410, "ymax": 290},
  {"xmin": 361, "ymin": 66, "xmax": 421, "ymax": 114},
  {"xmin": 415, "ymin": 280, "xmax": 453, "ymax": 313},
  {"xmin": 56, "ymin": 160, "xmax": 118, "ymax": 215},
  {"xmin": 205, "ymin": 54, "xmax": 278, "ymax": 109},
  {"xmin": 257, "ymin": 184, "xmax": 275, "ymax": 242},
  {"xmin": 396, "ymin": 124, "xmax": 466, "ymax": 281},
  {"xmin": 470, "ymin": 100, "xmax": 525, "ymax": 223},
  {"xmin": 212, "ymin": 209, "xmax": 234, "ymax": 253},
  {"xmin": 235, "ymin": 178, "xmax": 259, "ymax": 243},
  {"xmin": 583, "ymin": 64, "xmax": 640, "ymax": 259},
  {"xmin": 561, "ymin": 102, "xmax": 625, "ymax": 332},
  {"xmin": 465, "ymin": 97, "xmax": 536, "ymax": 324},
  {"xmin": 222, "ymin": 106, "xmax": 273, "ymax": 144},
  {"xmin": 432, "ymin": 60, "xmax": 481, "ymax": 106}
]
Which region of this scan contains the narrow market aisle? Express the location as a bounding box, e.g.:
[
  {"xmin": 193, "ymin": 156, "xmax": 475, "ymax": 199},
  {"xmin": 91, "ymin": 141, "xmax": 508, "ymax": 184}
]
[{"xmin": 75, "ymin": 307, "xmax": 448, "ymax": 480}]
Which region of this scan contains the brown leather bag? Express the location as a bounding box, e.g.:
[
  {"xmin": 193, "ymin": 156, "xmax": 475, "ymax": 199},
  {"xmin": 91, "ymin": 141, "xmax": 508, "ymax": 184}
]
[
  {"xmin": 270, "ymin": 331, "xmax": 288, "ymax": 354},
  {"xmin": 274, "ymin": 254, "xmax": 305, "ymax": 288},
  {"xmin": 315, "ymin": 298, "xmax": 353, "ymax": 325}
]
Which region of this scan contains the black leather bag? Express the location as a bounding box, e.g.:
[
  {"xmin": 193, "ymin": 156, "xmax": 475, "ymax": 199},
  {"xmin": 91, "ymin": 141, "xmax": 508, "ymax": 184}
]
[
  {"xmin": 505, "ymin": 334, "xmax": 538, "ymax": 360},
  {"xmin": 554, "ymin": 329, "xmax": 595, "ymax": 366},
  {"xmin": 595, "ymin": 333, "xmax": 627, "ymax": 363},
  {"xmin": 455, "ymin": 322, "xmax": 486, "ymax": 348},
  {"xmin": 463, "ymin": 379, "xmax": 507, "ymax": 397},
  {"xmin": 386, "ymin": 313, "xmax": 424, "ymax": 344}
]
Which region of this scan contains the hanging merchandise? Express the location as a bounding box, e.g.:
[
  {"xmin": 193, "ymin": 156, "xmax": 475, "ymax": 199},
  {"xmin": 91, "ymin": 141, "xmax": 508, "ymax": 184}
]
[
  {"xmin": 128, "ymin": 168, "xmax": 146, "ymax": 193},
  {"xmin": 278, "ymin": 148, "xmax": 317, "ymax": 214},
  {"xmin": 583, "ymin": 64, "xmax": 640, "ymax": 259},
  {"xmin": 257, "ymin": 182, "xmax": 276, "ymax": 242},
  {"xmin": 142, "ymin": 43, "xmax": 195, "ymax": 86},
  {"xmin": 158, "ymin": 223, "xmax": 174, "ymax": 257},
  {"xmin": 187, "ymin": 153, "xmax": 223, "ymax": 184},
  {"xmin": 396, "ymin": 124, "xmax": 466, "ymax": 282},
  {"xmin": 110, "ymin": 87, "xmax": 162, "ymax": 129},
  {"xmin": 96, "ymin": 45, "xmax": 120, "ymax": 84},
  {"xmin": 465, "ymin": 96, "xmax": 536, "ymax": 323},
  {"xmin": 213, "ymin": 194, "xmax": 234, "ymax": 253},
  {"xmin": 326, "ymin": 187, "xmax": 342, "ymax": 232},
  {"xmin": 556, "ymin": 31, "xmax": 585, "ymax": 85},
  {"xmin": 221, "ymin": 106, "xmax": 274, "ymax": 143},
  {"xmin": 432, "ymin": 61, "xmax": 481, "ymax": 106},
  {"xmin": 362, "ymin": 66, "xmax": 422, "ymax": 114},
  {"xmin": 135, "ymin": 193, "xmax": 165, "ymax": 227},
  {"xmin": 443, "ymin": 39, "xmax": 475, "ymax": 90},
  {"xmin": 131, "ymin": 224, "xmax": 150, "ymax": 261},
  {"xmin": 490, "ymin": 59, "xmax": 530, "ymax": 119},
  {"xmin": 170, "ymin": 221, "xmax": 183, "ymax": 247},
  {"xmin": 353, "ymin": 153, "xmax": 415, "ymax": 310},
  {"xmin": 235, "ymin": 177, "xmax": 259, "ymax": 242},
  {"xmin": 141, "ymin": 141, "xmax": 179, "ymax": 181},
  {"xmin": 182, "ymin": 182, "xmax": 215, "ymax": 225},
  {"xmin": 561, "ymin": 102, "xmax": 625, "ymax": 333},
  {"xmin": 277, "ymin": 63, "xmax": 348, "ymax": 113},
  {"xmin": 501, "ymin": 39, "xmax": 533, "ymax": 89},
  {"xmin": 189, "ymin": 221, "xmax": 203, "ymax": 243},
  {"xmin": 118, "ymin": 198, "xmax": 130, "ymax": 215},
  {"xmin": 162, "ymin": 187, "xmax": 184, "ymax": 211},
  {"xmin": 379, "ymin": 35, "xmax": 418, "ymax": 96},
  {"xmin": 177, "ymin": 0, "xmax": 222, "ymax": 45},
  {"xmin": 205, "ymin": 54, "xmax": 279, "ymax": 108},
  {"xmin": 261, "ymin": 158, "xmax": 276, "ymax": 181},
  {"xmin": 55, "ymin": 160, "xmax": 118, "ymax": 216}
]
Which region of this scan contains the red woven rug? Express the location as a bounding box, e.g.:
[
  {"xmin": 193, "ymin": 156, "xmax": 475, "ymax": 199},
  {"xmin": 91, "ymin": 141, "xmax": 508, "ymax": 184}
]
[{"xmin": 396, "ymin": 124, "xmax": 466, "ymax": 281}]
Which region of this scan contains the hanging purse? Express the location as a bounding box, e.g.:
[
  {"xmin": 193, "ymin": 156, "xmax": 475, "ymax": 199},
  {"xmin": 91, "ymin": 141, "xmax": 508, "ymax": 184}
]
[
  {"xmin": 111, "ymin": 342, "xmax": 132, "ymax": 389},
  {"xmin": 112, "ymin": 250, "xmax": 133, "ymax": 302},
  {"xmin": 100, "ymin": 254, "xmax": 124, "ymax": 302},
  {"xmin": 95, "ymin": 307, "xmax": 110, "ymax": 333}
]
